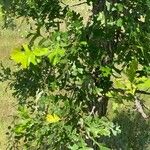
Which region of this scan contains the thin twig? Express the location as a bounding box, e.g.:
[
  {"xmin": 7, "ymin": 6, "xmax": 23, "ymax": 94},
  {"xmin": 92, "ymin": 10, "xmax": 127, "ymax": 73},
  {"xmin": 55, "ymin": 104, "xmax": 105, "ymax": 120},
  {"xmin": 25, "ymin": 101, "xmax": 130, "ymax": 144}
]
[
  {"xmin": 60, "ymin": 1, "xmax": 87, "ymax": 7},
  {"xmin": 111, "ymin": 88, "xmax": 150, "ymax": 95},
  {"xmin": 70, "ymin": 2, "xmax": 87, "ymax": 7},
  {"xmin": 60, "ymin": 0, "xmax": 68, "ymax": 6}
]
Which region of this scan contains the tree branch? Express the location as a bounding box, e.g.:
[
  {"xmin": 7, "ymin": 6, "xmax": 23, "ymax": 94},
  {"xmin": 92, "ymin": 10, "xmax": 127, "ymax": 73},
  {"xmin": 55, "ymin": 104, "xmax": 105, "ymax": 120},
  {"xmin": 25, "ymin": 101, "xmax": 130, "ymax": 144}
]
[
  {"xmin": 136, "ymin": 90, "xmax": 150, "ymax": 95},
  {"xmin": 134, "ymin": 97, "xmax": 149, "ymax": 119},
  {"xmin": 60, "ymin": 1, "xmax": 87, "ymax": 7},
  {"xmin": 70, "ymin": 2, "xmax": 87, "ymax": 7},
  {"xmin": 111, "ymin": 88, "xmax": 150, "ymax": 95}
]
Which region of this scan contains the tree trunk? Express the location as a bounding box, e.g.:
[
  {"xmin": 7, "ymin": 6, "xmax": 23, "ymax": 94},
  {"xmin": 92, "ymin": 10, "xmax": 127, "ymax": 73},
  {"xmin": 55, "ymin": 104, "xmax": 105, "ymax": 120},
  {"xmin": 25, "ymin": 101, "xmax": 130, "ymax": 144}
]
[
  {"xmin": 92, "ymin": 0, "xmax": 106, "ymax": 15},
  {"xmin": 92, "ymin": 0, "xmax": 109, "ymax": 117}
]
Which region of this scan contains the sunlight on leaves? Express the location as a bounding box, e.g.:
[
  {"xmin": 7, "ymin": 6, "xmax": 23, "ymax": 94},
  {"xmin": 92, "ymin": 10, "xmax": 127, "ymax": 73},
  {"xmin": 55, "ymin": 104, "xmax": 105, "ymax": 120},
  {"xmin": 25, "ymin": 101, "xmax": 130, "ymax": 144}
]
[{"xmin": 46, "ymin": 114, "xmax": 61, "ymax": 123}]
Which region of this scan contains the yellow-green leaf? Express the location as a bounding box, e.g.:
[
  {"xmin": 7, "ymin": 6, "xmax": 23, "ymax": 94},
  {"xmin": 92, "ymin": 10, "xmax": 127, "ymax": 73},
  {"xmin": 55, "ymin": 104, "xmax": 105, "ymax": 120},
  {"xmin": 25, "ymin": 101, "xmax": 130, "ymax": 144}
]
[
  {"xmin": 136, "ymin": 77, "xmax": 150, "ymax": 89},
  {"xmin": 33, "ymin": 48, "xmax": 49, "ymax": 56},
  {"xmin": 11, "ymin": 48, "xmax": 28, "ymax": 68},
  {"xmin": 11, "ymin": 45, "xmax": 37, "ymax": 68},
  {"xmin": 22, "ymin": 44, "xmax": 30, "ymax": 52},
  {"xmin": 46, "ymin": 114, "xmax": 60, "ymax": 123}
]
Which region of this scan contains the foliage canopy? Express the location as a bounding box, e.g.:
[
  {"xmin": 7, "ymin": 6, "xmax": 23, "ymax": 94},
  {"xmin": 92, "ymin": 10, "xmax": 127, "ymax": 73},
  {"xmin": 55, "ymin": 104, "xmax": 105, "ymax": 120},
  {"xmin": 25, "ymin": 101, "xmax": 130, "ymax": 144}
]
[{"xmin": 0, "ymin": 0, "xmax": 150, "ymax": 149}]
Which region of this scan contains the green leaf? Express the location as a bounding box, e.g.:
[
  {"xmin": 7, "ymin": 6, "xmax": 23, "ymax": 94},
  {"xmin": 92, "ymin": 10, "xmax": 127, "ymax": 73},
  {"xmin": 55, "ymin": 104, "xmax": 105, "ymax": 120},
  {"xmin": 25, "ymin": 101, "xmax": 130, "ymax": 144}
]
[
  {"xmin": 126, "ymin": 59, "xmax": 138, "ymax": 82},
  {"xmin": 106, "ymin": 1, "xmax": 111, "ymax": 11},
  {"xmin": 116, "ymin": 3, "xmax": 124, "ymax": 12},
  {"xmin": 48, "ymin": 47, "xmax": 65, "ymax": 66},
  {"xmin": 11, "ymin": 48, "xmax": 28, "ymax": 68},
  {"xmin": 22, "ymin": 44, "xmax": 30, "ymax": 52},
  {"xmin": 116, "ymin": 18, "xmax": 123, "ymax": 27},
  {"xmin": 11, "ymin": 45, "xmax": 37, "ymax": 68},
  {"xmin": 69, "ymin": 144, "xmax": 79, "ymax": 150},
  {"xmin": 27, "ymin": 52, "xmax": 36, "ymax": 65},
  {"xmin": 100, "ymin": 66, "xmax": 111, "ymax": 77},
  {"xmin": 100, "ymin": 145, "xmax": 110, "ymax": 150},
  {"xmin": 97, "ymin": 12, "xmax": 105, "ymax": 25},
  {"xmin": 136, "ymin": 77, "xmax": 150, "ymax": 89},
  {"xmin": 33, "ymin": 48, "xmax": 49, "ymax": 56}
]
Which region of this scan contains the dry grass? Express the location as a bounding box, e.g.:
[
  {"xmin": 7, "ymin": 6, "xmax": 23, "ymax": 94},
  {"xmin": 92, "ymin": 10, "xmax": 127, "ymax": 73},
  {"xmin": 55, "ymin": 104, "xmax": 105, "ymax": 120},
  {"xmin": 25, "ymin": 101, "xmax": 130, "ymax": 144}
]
[
  {"xmin": 0, "ymin": 17, "xmax": 29, "ymax": 149},
  {"xmin": 0, "ymin": 82, "xmax": 16, "ymax": 149}
]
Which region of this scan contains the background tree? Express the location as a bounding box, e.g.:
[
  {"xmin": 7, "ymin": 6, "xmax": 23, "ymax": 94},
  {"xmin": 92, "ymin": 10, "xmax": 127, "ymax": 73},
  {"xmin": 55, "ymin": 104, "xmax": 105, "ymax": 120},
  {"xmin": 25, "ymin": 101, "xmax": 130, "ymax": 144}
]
[{"xmin": 0, "ymin": 0, "xmax": 150, "ymax": 149}]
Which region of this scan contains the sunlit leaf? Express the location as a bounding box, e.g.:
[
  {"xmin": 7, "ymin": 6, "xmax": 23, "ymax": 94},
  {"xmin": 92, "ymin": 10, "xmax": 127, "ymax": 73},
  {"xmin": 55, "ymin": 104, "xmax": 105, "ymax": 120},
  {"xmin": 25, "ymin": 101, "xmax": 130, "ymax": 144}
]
[
  {"xmin": 33, "ymin": 48, "xmax": 49, "ymax": 56},
  {"xmin": 48, "ymin": 47, "xmax": 65, "ymax": 66},
  {"xmin": 46, "ymin": 114, "xmax": 61, "ymax": 123},
  {"xmin": 136, "ymin": 77, "xmax": 150, "ymax": 89},
  {"xmin": 22, "ymin": 44, "xmax": 30, "ymax": 52},
  {"xmin": 126, "ymin": 59, "xmax": 138, "ymax": 82},
  {"xmin": 11, "ymin": 48, "xmax": 28, "ymax": 68},
  {"xmin": 11, "ymin": 45, "xmax": 37, "ymax": 68},
  {"xmin": 116, "ymin": 18, "xmax": 123, "ymax": 27}
]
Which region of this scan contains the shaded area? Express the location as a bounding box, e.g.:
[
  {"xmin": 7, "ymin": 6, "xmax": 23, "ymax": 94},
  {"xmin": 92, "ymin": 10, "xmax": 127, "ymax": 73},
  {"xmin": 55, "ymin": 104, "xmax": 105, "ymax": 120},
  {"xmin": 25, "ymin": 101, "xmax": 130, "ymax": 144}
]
[{"xmin": 103, "ymin": 110, "xmax": 150, "ymax": 150}]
